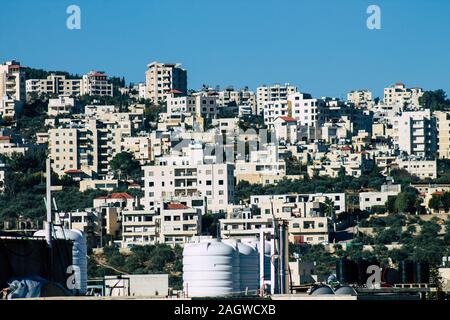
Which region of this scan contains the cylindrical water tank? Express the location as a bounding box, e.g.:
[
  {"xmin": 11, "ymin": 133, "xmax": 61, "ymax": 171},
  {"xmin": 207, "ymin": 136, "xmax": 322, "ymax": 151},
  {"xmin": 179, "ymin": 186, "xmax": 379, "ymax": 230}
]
[
  {"xmin": 183, "ymin": 239, "xmax": 239, "ymax": 297},
  {"xmin": 241, "ymin": 238, "xmax": 271, "ymax": 282},
  {"xmin": 398, "ymin": 261, "xmax": 414, "ymax": 284},
  {"xmin": 336, "ymin": 258, "xmax": 358, "ymax": 284},
  {"xmin": 225, "ymin": 239, "xmax": 259, "ymax": 292},
  {"xmin": 34, "ymin": 227, "xmax": 87, "ymax": 295},
  {"xmin": 414, "ymin": 262, "xmax": 430, "ymax": 284}
]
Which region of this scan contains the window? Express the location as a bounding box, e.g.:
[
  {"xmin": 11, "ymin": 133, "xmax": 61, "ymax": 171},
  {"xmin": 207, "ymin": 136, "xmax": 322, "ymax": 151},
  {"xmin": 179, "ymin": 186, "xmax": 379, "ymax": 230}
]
[
  {"xmin": 206, "ymin": 180, "xmax": 212, "ymax": 186},
  {"xmin": 218, "ymin": 180, "xmax": 224, "ymax": 185}
]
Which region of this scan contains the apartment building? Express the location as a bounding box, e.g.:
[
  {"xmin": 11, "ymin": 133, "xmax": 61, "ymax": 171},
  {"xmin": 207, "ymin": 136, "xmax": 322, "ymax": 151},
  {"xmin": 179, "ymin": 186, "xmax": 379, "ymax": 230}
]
[
  {"xmin": 159, "ymin": 202, "xmax": 202, "ymax": 246},
  {"xmin": 287, "ymin": 92, "xmax": 327, "ymax": 127},
  {"xmin": 81, "ymin": 71, "xmax": 113, "ymax": 96},
  {"xmin": 0, "ymin": 60, "xmax": 26, "ymax": 102},
  {"xmin": 263, "ymin": 99, "xmax": 289, "ymax": 127},
  {"xmin": 143, "ymin": 142, "xmax": 234, "ymax": 213},
  {"xmin": 396, "ymin": 158, "xmax": 437, "ymax": 179},
  {"xmin": 384, "ymin": 83, "xmax": 423, "ymax": 107},
  {"xmin": 122, "ymin": 210, "xmax": 160, "ymax": 247},
  {"xmin": 121, "ymin": 136, "xmax": 152, "ymax": 165},
  {"xmin": 347, "ymin": 90, "xmax": 373, "ymax": 107},
  {"xmin": 235, "ymin": 144, "xmax": 288, "ymax": 185},
  {"xmin": 256, "ymin": 83, "xmax": 297, "ymax": 114},
  {"xmin": 47, "ymin": 95, "xmax": 75, "ymax": 116},
  {"xmin": 145, "ymin": 61, "xmax": 187, "ymax": 103},
  {"xmin": 359, "ymin": 184, "xmax": 402, "ymax": 211},
  {"xmin": 48, "ymin": 110, "xmax": 135, "ymax": 178},
  {"xmin": 288, "ymin": 216, "xmax": 330, "ymax": 245},
  {"xmin": 218, "ymin": 87, "xmax": 256, "ymax": 113},
  {"xmin": 435, "ymin": 111, "xmax": 450, "ymax": 159},
  {"xmin": 273, "ymin": 116, "xmax": 298, "ymax": 144},
  {"xmin": 0, "ymin": 95, "xmax": 22, "ymax": 118},
  {"xmin": 26, "ymin": 74, "xmax": 82, "ymax": 97},
  {"xmin": 167, "ymin": 93, "xmax": 219, "ymax": 118},
  {"xmin": 122, "ymin": 199, "xmax": 203, "ymax": 248},
  {"xmin": 220, "ymin": 206, "xmax": 273, "ymax": 239},
  {"xmin": 393, "ymin": 110, "xmax": 437, "ymax": 158},
  {"xmin": 250, "ymin": 193, "xmax": 346, "ymax": 217}
]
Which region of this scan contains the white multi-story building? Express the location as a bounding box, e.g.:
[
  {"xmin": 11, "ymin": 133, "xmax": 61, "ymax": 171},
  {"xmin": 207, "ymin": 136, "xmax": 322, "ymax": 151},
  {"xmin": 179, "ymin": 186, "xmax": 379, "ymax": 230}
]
[
  {"xmin": 288, "ymin": 92, "xmax": 326, "ymax": 127},
  {"xmin": 393, "ymin": 110, "xmax": 437, "ymax": 158},
  {"xmin": 81, "ymin": 71, "xmax": 113, "ymax": 96},
  {"xmin": 257, "ymin": 83, "xmax": 297, "ymax": 114},
  {"xmin": 359, "ymin": 184, "xmax": 402, "ymax": 211},
  {"xmin": 167, "ymin": 93, "xmax": 219, "ymax": 118},
  {"xmin": 47, "ymin": 95, "xmax": 75, "ymax": 116},
  {"xmin": 143, "ymin": 142, "xmax": 235, "ymax": 213},
  {"xmin": 384, "ymin": 82, "xmax": 423, "ymax": 107},
  {"xmin": 0, "ymin": 60, "xmax": 26, "ymax": 102},
  {"xmin": 145, "ymin": 61, "xmax": 187, "ymax": 104},
  {"xmin": 396, "ymin": 158, "xmax": 437, "ymax": 179},
  {"xmin": 263, "ymin": 99, "xmax": 289, "ymax": 127},
  {"xmin": 435, "ymin": 111, "xmax": 450, "ymax": 159}
]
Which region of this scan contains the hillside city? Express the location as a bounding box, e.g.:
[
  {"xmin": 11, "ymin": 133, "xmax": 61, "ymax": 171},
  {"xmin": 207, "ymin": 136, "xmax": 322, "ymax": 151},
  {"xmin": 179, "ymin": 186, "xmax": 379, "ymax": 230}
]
[{"xmin": 0, "ymin": 59, "xmax": 449, "ymax": 290}]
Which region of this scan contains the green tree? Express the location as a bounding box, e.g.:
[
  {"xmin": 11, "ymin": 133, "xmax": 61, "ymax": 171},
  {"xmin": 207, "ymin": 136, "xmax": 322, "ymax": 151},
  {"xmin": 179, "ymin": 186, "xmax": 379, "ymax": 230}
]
[
  {"xmin": 419, "ymin": 89, "xmax": 450, "ymax": 112},
  {"xmin": 109, "ymin": 152, "xmax": 141, "ymax": 181}
]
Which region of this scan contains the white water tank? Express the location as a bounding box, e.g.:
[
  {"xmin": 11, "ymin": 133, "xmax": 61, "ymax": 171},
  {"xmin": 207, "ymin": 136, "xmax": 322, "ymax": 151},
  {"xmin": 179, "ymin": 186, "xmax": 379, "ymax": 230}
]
[
  {"xmin": 232, "ymin": 239, "xmax": 259, "ymax": 292},
  {"xmin": 34, "ymin": 228, "xmax": 87, "ymax": 295},
  {"xmin": 183, "ymin": 239, "xmax": 239, "ymax": 297}
]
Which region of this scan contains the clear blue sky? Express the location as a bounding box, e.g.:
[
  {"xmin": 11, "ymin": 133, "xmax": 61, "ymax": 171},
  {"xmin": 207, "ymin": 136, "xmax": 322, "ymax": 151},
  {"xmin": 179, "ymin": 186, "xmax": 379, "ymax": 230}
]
[{"xmin": 1, "ymin": 0, "xmax": 450, "ymax": 98}]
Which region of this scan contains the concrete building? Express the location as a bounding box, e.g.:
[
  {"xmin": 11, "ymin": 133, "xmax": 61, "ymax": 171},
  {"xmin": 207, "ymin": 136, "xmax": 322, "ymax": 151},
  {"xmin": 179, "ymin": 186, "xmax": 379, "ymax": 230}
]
[
  {"xmin": 288, "ymin": 92, "xmax": 327, "ymax": 127},
  {"xmin": 384, "ymin": 83, "xmax": 423, "ymax": 107},
  {"xmin": 47, "ymin": 95, "xmax": 75, "ymax": 116},
  {"xmin": 26, "ymin": 74, "xmax": 82, "ymax": 97},
  {"xmin": 347, "ymin": 90, "xmax": 373, "ymax": 107},
  {"xmin": 393, "ymin": 110, "xmax": 437, "ymax": 158},
  {"xmin": 396, "ymin": 158, "xmax": 437, "ymax": 179},
  {"xmin": 435, "ymin": 111, "xmax": 450, "ymax": 159},
  {"xmin": 359, "ymin": 184, "xmax": 402, "ymax": 212},
  {"xmin": 250, "ymin": 193, "xmax": 346, "ymax": 217},
  {"xmin": 273, "ymin": 116, "xmax": 298, "ymax": 144},
  {"xmin": 0, "ymin": 95, "xmax": 22, "ymax": 118},
  {"xmin": 257, "ymin": 84, "xmax": 297, "ymax": 114},
  {"xmin": 0, "ymin": 60, "xmax": 26, "ymax": 102},
  {"xmin": 235, "ymin": 144, "xmax": 289, "ymax": 185},
  {"xmin": 81, "ymin": 71, "xmax": 113, "ymax": 96},
  {"xmin": 143, "ymin": 142, "xmax": 235, "ymax": 213},
  {"xmin": 263, "ymin": 99, "xmax": 289, "ymax": 127},
  {"xmin": 145, "ymin": 62, "xmax": 187, "ymax": 104},
  {"xmin": 167, "ymin": 93, "xmax": 219, "ymax": 119},
  {"xmin": 218, "ymin": 87, "xmax": 256, "ymax": 113}
]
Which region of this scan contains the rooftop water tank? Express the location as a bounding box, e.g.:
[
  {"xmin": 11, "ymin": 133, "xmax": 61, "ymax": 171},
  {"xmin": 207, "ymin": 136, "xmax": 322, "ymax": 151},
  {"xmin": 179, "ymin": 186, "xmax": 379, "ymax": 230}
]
[
  {"xmin": 225, "ymin": 239, "xmax": 259, "ymax": 293},
  {"xmin": 34, "ymin": 227, "xmax": 87, "ymax": 295},
  {"xmin": 183, "ymin": 239, "xmax": 239, "ymax": 297}
]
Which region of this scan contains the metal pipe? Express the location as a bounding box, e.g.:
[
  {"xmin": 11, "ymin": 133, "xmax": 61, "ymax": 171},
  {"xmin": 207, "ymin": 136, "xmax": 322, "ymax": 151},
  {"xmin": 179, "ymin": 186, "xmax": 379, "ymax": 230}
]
[{"xmin": 45, "ymin": 158, "xmax": 52, "ymax": 247}]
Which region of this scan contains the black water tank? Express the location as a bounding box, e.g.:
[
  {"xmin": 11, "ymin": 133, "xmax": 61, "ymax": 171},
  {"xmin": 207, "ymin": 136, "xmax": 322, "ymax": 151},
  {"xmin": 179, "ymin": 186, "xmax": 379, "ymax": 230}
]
[
  {"xmin": 336, "ymin": 258, "xmax": 358, "ymax": 284},
  {"xmin": 414, "ymin": 262, "xmax": 430, "ymax": 284},
  {"xmin": 398, "ymin": 261, "xmax": 414, "ymax": 284},
  {"xmin": 382, "ymin": 268, "xmax": 400, "ymax": 286}
]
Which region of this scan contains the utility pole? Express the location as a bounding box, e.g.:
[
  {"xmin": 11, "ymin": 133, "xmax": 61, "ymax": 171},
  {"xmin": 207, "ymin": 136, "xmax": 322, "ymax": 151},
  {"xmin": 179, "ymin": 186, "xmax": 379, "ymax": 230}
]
[{"xmin": 45, "ymin": 158, "xmax": 52, "ymax": 247}]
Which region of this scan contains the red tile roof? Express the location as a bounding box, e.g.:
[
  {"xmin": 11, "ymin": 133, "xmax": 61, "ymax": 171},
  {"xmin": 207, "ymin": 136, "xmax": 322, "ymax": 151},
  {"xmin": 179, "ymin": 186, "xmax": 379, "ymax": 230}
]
[
  {"xmin": 111, "ymin": 192, "xmax": 134, "ymax": 199},
  {"xmin": 278, "ymin": 116, "xmax": 297, "ymax": 122},
  {"xmin": 166, "ymin": 203, "xmax": 189, "ymax": 210},
  {"xmin": 432, "ymin": 191, "xmax": 445, "ymax": 196},
  {"xmin": 64, "ymin": 169, "xmax": 84, "ymax": 174},
  {"xmin": 96, "ymin": 192, "xmax": 134, "ymax": 200}
]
